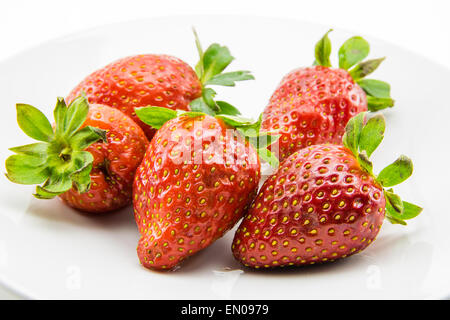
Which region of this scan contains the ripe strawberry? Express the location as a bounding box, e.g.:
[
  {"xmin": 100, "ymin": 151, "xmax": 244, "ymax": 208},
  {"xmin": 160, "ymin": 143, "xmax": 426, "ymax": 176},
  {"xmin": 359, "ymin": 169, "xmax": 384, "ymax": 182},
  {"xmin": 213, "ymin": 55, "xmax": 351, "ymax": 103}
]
[
  {"xmin": 262, "ymin": 30, "xmax": 395, "ymax": 161},
  {"xmin": 232, "ymin": 113, "xmax": 422, "ymax": 268},
  {"xmin": 133, "ymin": 112, "xmax": 261, "ymax": 270},
  {"xmin": 67, "ymin": 55, "xmax": 202, "ymax": 139},
  {"xmin": 6, "ymin": 96, "xmax": 149, "ymax": 213},
  {"xmin": 67, "ymin": 30, "xmax": 253, "ymax": 140}
]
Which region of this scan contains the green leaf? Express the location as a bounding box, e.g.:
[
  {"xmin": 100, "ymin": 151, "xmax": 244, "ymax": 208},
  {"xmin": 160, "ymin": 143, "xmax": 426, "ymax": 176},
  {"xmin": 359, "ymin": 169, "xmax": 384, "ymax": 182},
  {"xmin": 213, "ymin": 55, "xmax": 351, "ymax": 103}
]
[
  {"xmin": 234, "ymin": 113, "xmax": 262, "ymax": 130},
  {"xmin": 218, "ymin": 113, "xmax": 279, "ymax": 150},
  {"xmin": 16, "ymin": 103, "xmax": 54, "ymax": 142},
  {"xmin": 53, "ymin": 97, "xmax": 68, "ymax": 136},
  {"xmin": 71, "ymin": 151, "xmax": 94, "ymax": 172},
  {"xmin": 34, "ymin": 186, "xmax": 60, "ymax": 199},
  {"xmin": 357, "ymin": 151, "xmax": 373, "ymax": 174},
  {"xmin": 202, "ymin": 88, "xmax": 218, "ymax": 110},
  {"xmin": 216, "ymin": 114, "xmax": 254, "ymax": 127},
  {"xmin": 342, "ymin": 112, "xmax": 365, "ymax": 156},
  {"xmin": 89, "ymin": 126, "xmax": 108, "ymax": 143},
  {"xmin": 357, "ymin": 79, "xmax": 391, "ymax": 98},
  {"xmin": 64, "ymin": 96, "xmax": 89, "ymax": 136},
  {"xmin": 385, "ymin": 190, "xmax": 404, "ymax": 214},
  {"xmin": 216, "ymin": 101, "xmax": 241, "ymax": 116},
  {"xmin": 401, "ymin": 201, "xmax": 423, "ymax": 220},
  {"xmin": 359, "ymin": 114, "xmax": 385, "ymax": 157},
  {"xmin": 205, "ymin": 71, "xmax": 254, "ymax": 86},
  {"xmin": 5, "ymin": 153, "xmax": 49, "ymax": 185},
  {"xmin": 314, "ymin": 29, "xmax": 333, "ymax": 67},
  {"xmin": 135, "ymin": 106, "xmax": 178, "ymax": 129},
  {"xmin": 70, "ymin": 162, "xmax": 92, "ymax": 193},
  {"xmin": 202, "ymin": 43, "xmax": 234, "ymax": 83},
  {"xmin": 9, "ymin": 142, "xmax": 49, "ymax": 156},
  {"xmin": 384, "ymin": 190, "xmax": 407, "ymax": 225},
  {"xmin": 42, "ymin": 172, "xmax": 72, "ymax": 194},
  {"xmin": 238, "ymin": 113, "xmax": 263, "ymax": 132},
  {"xmin": 216, "ymin": 113, "xmax": 279, "ymax": 167},
  {"xmin": 70, "ymin": 126, "xmax": 107, "ymax": 151},
  {"xmin": 237, "ymin": 126, "xmax": 260, "ymax": 138},
  {"xmin": 385, "ymin": 214, "xmax": 407, "ymax": 226},
  {"xmin": 257, "ymin": 148, "xmax": 279, "ymax": 168},
  {"xmin": 189, "ymin": 98, "xmax": 216, "ymax": 116},
  {"xmin": 338, "ymin": 36, "xmax": 370, "ymax": 70},
  {"xmin": 177, "ymin": 111, "xmax": 207, "ymax": 118},
  {"xmin": 349, "ymin": 57, "xmax": 385, "ymax": 80},
  {"xmin": 367, "ymin": 96, "xmax": 395, "ymax": 111},
  {"xmin": 245, "ymin": 132, "xmax": 280, "ymax": 149},
  {"xmin": 377, "ymin": 155, "xmax": 413, "ymax": 187}
]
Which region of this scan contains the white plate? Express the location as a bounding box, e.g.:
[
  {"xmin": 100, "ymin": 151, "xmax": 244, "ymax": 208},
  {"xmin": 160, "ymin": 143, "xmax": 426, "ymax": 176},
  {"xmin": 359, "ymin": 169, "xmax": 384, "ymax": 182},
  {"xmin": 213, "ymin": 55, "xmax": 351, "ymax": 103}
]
[{"xmin": 0, "ymin": 15, "xmax": 448, "ymax": 300}]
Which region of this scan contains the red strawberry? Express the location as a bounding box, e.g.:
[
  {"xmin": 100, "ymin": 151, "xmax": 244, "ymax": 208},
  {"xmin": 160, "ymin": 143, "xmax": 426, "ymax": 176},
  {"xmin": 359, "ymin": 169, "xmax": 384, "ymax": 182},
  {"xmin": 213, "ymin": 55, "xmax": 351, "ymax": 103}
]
[
  {"xmin": 262, "ymin": 30, "xmax": 394, "ymax": 162},
  {"xmin": 130, "ymin": 39, "xmax": 274, "ymax": 269},
  {"xmin": 67, "ymin": 54, "xmax": 202, "ymax": 139},
  {"xmin": 133, "ymin": 112, "xmax": 262, "ymax": 270},
  {"xmin": 60, "ymin": 103, "xmax": 149, "ymax": 212},
  {"xmin": 67, "ymin": 31, "xmax": 253, "ymax": 140},
  {"xmin": 6, "ymin": 96, "xmax": 149, "ymax": 213},
  {"xmin": 232, "ymin": 113, "xmax": 422, "ymax": 268}
]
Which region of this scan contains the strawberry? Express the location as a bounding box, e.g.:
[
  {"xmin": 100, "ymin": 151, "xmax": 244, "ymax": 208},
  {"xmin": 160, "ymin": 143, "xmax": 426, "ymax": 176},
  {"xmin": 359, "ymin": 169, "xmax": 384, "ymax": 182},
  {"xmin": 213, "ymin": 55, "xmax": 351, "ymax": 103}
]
[
  {"xmin": 232, "ymin": 113, "xmax": 422, "ymax": 268},
  {"xmin": 67, "ymin": 30, "xmax": 253, "ymax": 140},
  {"xmin": 132, "ymin": 100, "xmax": 279, "ymax": 270},
  {"xmin": 5, "ymin": 96, "xmax": 149, "ymax": 213},
  {"xmin": 67, "ymin": 55, "xmax": 201, "ymax": 140},
  {"xmin": 262, "ymin": 30, "xmax": 395, "ymax": 161}
]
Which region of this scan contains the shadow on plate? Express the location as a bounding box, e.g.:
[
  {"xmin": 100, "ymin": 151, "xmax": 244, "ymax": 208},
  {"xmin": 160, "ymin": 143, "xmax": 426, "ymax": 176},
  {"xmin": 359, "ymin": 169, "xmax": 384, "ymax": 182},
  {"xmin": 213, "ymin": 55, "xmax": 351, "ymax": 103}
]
[
  {"xmin": 152, "ymin": 228, "xmax": 424, "ymax": 278},
  {"xmin": 25, "ymin": 196, "xmax": 136, "ymax": 230}
]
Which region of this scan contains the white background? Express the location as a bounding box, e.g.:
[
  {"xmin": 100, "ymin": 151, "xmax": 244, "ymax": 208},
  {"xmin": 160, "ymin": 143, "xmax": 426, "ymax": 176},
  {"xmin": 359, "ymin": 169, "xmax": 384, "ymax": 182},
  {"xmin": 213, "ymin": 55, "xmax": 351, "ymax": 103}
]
[
  {"xmin": 0, "ymin": 0, "xmax": 449, "ymax": 299},
  {"xmin": 1, "ymin": 0, "xmax": 450, "ymax": 68}
]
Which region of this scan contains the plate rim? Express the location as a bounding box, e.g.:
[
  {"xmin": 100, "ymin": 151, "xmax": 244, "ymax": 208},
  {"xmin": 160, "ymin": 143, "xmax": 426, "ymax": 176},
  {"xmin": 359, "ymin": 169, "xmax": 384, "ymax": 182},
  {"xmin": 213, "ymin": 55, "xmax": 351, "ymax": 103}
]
[{"xmin": 0, "ymin": 14, "xmax": 447, "ymax": 300}]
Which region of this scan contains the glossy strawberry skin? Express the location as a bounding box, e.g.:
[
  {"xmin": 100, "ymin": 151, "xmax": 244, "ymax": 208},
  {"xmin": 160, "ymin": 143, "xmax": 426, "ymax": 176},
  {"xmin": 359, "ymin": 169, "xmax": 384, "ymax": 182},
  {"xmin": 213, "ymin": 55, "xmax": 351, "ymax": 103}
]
[
  {"xmin": 67, "ymin": 54, "xmax": 202, "ymax": 140},
  {"xmin": 59, "ymin": 104, "xmax": 149, "ymax": 213},
  {"xmin": 232, "ymin": 144, "xmax": 385, "ymax": 268},
  {"xmin": 262, "ymin": 66, "xmax": 367, "ymax": 161},
  {"xmin": 133, "ymin": 114, "xmax": 260, "ymax": 270}
]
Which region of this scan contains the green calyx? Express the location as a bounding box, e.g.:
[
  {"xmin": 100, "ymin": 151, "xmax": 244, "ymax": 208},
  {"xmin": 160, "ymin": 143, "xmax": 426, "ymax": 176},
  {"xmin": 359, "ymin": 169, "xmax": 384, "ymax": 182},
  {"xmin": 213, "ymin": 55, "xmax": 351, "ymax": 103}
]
[
  {"xmin": 314, "ymin": 30, "xmax": 395, "ymax": 112},
  {"xmin": 135, "ymin": 106, "xmax": 280, "ymax": 168},
  {"xmin": 342, "ymin": 112, "xmax": 422, "ymax": 225},
  {"xmin": 5, "ymin": 96, "xmax": 107, "ymax": 199},
  {"xmin": 190, "ymin": 28, "xmax": 254, "ymax": 116}
]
